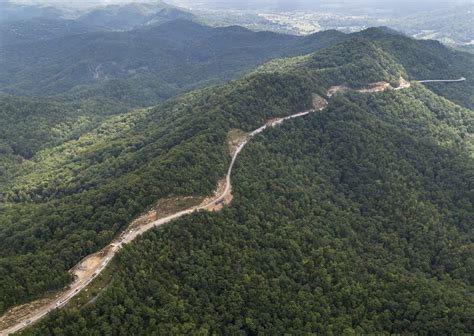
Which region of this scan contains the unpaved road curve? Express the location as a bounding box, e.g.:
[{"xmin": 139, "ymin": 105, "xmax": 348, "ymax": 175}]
[{"xmin": 0, "ymin": 77, "xmax": 443, "ymax": 335}]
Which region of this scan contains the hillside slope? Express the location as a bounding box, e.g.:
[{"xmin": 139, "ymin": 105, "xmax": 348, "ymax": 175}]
[
  {"xmin": 0, "ymin": 93, "xmax": 137, "ymax": 195},
  {"xmin": 0, "ymin": 29, "xmax": 473, "ymax": 332},
  {"xmin": 356, "ymin": 28, "xmax": 474, "ymax": 109},
  {"xmin": 0, "ymin": 18, "xmax": 98, "ymax": 47},
  {"xmin": 0, "ymin": 31, "xmax": 403, "ymax": 314},
  {"xmin": 0, "ymin": 20, "xmax": 346, "ymax": 106},
  {"xmin": 76, "ymin": 2, "xmax": 195, "ymax": 30},
  {"xmin": 21, "ymin": 45, "xmax": 474, "ymax": 335}
]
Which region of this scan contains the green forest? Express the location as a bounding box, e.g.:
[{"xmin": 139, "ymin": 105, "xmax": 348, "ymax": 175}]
[
  {"xmin": 0, "ymin": 69, "xmax": 316, "ymax": 313},
  {"xmin": 22, "ymin": 84, "xmax": 473, "ymax": 335},
  {"xmin": 0, "ymin": 20, "xmax": 346, "ymax": 107},
  {"xmin": 357, "ymin": 28, "xmax": 474, "ymax": 109},
  {"xmin": 0, "ymin": 27, "xmax": 472, "ymax": 333}
]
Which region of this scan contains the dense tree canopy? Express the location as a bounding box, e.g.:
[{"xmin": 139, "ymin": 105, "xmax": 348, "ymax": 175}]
[
  {"xmin": 0, "ymin": 71, "xmax": 314, "ymax": 313},
  {"xmin": 0, "ymin": 20, "xmax": 345, "ymax": 107},
  {"xmin": 23, "ymin": 85, "xmax": 473, "ymax": 335},
  {"xmin": 1, "ymin": 28, "xmax": 473, "ymax": 332}
]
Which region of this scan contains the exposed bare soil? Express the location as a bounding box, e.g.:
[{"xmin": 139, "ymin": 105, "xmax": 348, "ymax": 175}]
[
  {"xmin": 227, "ymin": 129, "xmax": 247, "ymax": 155},
  {"xmin": 326, "ymin": 85, "xmax": 348, "ymax": 97},
  {"xmin": 356, "ymin": 81, "xmax": 392, "ymax": 93},
  {"xmin": 327, "ymin": 77, "xmax": 411, "ymax": 97}
]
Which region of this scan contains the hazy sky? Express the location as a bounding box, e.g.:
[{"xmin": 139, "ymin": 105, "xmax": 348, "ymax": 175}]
[
  {"xmin": 10, "ymin": 0, "xmax": 473, "ymax": 14},
  {"xmin": 169, "ymin": 0, "xmax": 472, "ymax": 12}
]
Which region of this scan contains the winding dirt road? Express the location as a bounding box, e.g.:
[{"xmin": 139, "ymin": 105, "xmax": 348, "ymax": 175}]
[
  {"xmin": 1, "ymin": 76, "xmax": 459, "ymax": 335},
  {"xmin": 0, "ymin": 95, "xmax": 327, "ymax": 336}
]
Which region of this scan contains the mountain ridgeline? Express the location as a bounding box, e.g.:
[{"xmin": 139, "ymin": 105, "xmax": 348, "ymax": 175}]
[
  {"xmin": 0, "ymin": 20, "xmax": 346, "ymax": 105},
  {"xmin": 354, "ymin": 27, "xmax": 474, "ymax": 109},
  {"xmin": 76, "ymin": 3, "xmax": 196, "ymax": 30},
  {"xmin": 24, "ymin": 87, "xmax": 473, "ymax": 335},
  {"xmin": 0, "ymin": 24, "xmax": 472, "ymax": 334}
]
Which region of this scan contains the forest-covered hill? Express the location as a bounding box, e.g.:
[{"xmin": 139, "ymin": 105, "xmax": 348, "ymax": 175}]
[
  {"xmin": 23, "ymin": 84, "xmax": 473, "ymax": 336},
  {"xmin": 0, "ymin": 27, "xmax": 473, "ymax": 333},
  {"xmin": 0, "ymin": 18, "xmax": 98, "ymax": 46},
  {"xmin": 0, "ymin": 19, "xmax": 346, "ymax": 105},
  {"xmin": 76, "ymin": 2, "xmax": 196, "ymax": 30},
  {"xmin": 355, "ymin": 28, "xmax": 474, "ymax": 109}
]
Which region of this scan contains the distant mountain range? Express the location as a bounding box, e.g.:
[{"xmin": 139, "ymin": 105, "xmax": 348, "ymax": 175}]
[
  {"xmin": 0, "ymin": 17, "xmax": 98, "ymax": 45},
  {"xmin": 0, "ymin": 1, "xmax": 63, "ymax": 22},
  {"xmin": 2, "ymin": 0, "xmax": 472, "ymax": 47},
  {"xmin": 0, "ymin": 19, "xmax": 347, "ymax": 106},
  {"xmin": 0, "ymin": 1, "xmax": 195, "ymax": 30},
  {"xmin": 77, "ymin": 2, "xmax": 196, "ymax": 30}
]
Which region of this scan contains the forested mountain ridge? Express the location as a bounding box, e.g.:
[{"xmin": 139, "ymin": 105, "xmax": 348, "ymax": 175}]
[
  {"xmin": 0, "ymin": 19, "xmax": 345, "ymax": 196},
  {"xmin": 0, "ymin": 19, "xmax": 346, "ymax": 105},
  {"xmin": 355, "ymin": 27, "xmax": 474, "ymax": 109},
  {"xmin": 257, "ymin": 27, "xmax": 474, "ymax": 110},
  {"xmin": 0, "ymin": 93, "xmax": 146, "ymax": 193},
  {"xmin": 0, "ymin": 18, "xmax": 98, "ymax": 47},
  {"xmin": 255, "ymin": 37, "xmax": 405, "ymax": 88},
  {"xmin": 76, "ymin": 2, "xmax": 196, "ymax": 31},
  {"xmin": 2, "ymin": 19, "xmax": 470, "ymax": 110},
  {"xmin": 0, "ymin": 68, "xmax": 317, "ymax": 314},
  {"xmin": 0, "ymin": 28, "xmax": 473, "ymax": 333},
  {"xmin": 19, "ymin": 51, "xmax": 474, "ymax": 335},
  {"xmin": 0, "ymin": 19, "xmax": 346, "ymax": 200},
  {"xmin": 1, "ymin": 38, "xmax": 406, "ymax": 205},
  {"xmin": 0, "ymin": 31, "xmax": 389, "ymax": 313},
  {"xmin": 0, "ymin": 1, "xmax": 194, "ymax": 32},
  {"xmin": 0, "ymin": 1, "xmax": 62, "ymax": 23}
]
